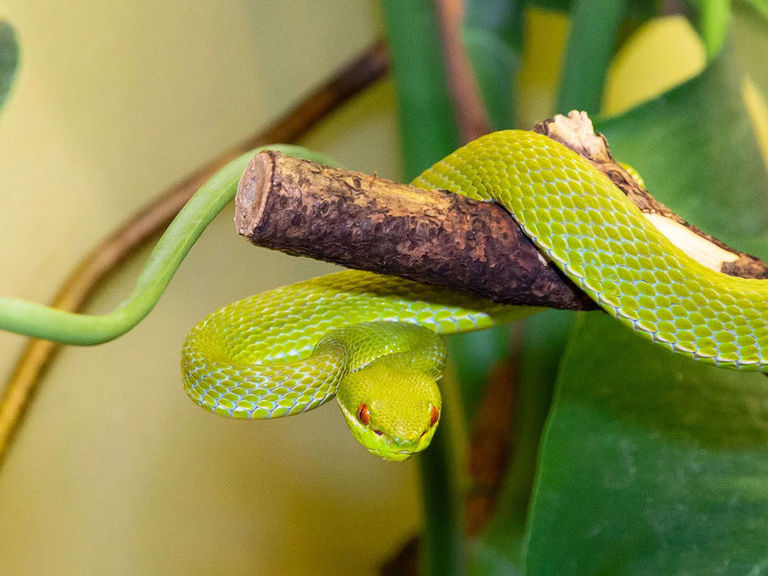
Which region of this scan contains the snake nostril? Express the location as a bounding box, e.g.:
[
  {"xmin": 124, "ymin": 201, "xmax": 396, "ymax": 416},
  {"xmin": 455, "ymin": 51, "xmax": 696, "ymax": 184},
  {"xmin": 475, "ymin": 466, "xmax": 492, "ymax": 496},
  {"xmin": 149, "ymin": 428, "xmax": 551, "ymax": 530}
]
[{"xmin": 374, "ymin": 429, "xmax": 383, "ymax": 436}]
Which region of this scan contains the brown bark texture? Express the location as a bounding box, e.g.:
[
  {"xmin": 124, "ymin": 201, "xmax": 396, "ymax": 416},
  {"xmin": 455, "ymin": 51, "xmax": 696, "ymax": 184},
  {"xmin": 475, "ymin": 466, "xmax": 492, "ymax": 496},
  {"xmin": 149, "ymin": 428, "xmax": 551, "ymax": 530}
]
[{"xmin": 236, "ymin": 150, "xmax": 596, "ymax": 310}]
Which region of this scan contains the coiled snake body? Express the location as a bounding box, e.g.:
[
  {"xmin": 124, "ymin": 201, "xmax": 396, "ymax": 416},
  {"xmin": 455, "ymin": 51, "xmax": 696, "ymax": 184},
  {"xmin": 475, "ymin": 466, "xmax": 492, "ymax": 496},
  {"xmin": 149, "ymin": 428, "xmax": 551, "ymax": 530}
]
[{"xmin": 182, "ymin": 130, "xmax": 768, "ymax": 460}]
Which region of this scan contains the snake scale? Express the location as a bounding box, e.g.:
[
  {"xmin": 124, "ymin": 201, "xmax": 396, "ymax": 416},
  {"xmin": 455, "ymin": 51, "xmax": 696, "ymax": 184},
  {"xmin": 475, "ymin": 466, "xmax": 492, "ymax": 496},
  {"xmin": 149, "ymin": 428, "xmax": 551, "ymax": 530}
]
[{"xmin": 182, "ymin": 130, "xmax": 768, "ymax": 461}]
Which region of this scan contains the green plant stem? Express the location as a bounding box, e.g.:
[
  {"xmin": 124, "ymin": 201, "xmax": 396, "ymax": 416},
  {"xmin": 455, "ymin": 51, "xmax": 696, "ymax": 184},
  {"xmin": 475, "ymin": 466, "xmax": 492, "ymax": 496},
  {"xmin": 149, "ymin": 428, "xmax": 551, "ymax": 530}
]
[
  {"xmin": 380, "ymin": 2, "xmax": 464, "ymax": 574},
  {"xmin": 380, "ymin": 0, "xmax": 460, "ymax": 180},
  {"xmin": 556, "ymin": 0, "xmax": 627, "ymax": 114},
  {"xmin": 0, "ymin": 145, "xmax": 338, "ymax": 345},
  {"xmin": 417, "ymin": 379, "xmax": 465, "ymax": 576}
]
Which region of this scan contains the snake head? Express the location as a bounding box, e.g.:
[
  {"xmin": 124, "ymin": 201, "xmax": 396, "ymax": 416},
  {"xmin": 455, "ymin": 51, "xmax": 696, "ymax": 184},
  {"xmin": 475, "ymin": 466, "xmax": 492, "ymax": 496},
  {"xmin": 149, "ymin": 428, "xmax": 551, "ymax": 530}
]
[{"xmin": 337, "ymin": 359, "xmax": 442, "ymax": 462}]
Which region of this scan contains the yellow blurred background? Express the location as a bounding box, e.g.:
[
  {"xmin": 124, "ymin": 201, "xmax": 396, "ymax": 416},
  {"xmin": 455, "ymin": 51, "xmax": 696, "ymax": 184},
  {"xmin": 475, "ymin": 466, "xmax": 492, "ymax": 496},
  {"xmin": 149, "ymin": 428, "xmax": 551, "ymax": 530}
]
[{"xmin": 0, "ymin": 2, "xmax": 764, "ymax": 575}]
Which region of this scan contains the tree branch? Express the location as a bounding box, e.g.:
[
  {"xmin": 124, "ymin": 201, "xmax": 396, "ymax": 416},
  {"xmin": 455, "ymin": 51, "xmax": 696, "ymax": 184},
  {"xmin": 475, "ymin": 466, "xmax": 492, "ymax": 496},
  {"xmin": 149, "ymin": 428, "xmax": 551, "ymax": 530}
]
[
  {"xmin": 236, "ymin": 150, "xmax": 594, "ymax": 309},
  {"xmin": 237, "ymin": 111, "xmax": 768, "ymax": 314}
]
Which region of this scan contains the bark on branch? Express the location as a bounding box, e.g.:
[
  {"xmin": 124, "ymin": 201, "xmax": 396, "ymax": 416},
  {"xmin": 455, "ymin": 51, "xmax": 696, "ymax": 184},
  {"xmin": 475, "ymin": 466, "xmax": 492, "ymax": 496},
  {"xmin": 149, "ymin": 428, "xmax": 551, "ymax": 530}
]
[
  {"xmin": 235, "ymin": 112, "xmax": 768, "ymax": 311},
  {"xmin": 235, "ymin": 150, "xmax": 595, "ymax": 310}
]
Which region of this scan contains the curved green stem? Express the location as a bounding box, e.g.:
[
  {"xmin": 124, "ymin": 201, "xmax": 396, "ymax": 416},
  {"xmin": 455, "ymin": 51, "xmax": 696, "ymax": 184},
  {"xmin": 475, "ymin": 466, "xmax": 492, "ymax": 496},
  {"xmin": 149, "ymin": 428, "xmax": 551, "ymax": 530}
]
[{"xmin": 0, "ymin": 145, "xmax": 339, "ymax": 345}]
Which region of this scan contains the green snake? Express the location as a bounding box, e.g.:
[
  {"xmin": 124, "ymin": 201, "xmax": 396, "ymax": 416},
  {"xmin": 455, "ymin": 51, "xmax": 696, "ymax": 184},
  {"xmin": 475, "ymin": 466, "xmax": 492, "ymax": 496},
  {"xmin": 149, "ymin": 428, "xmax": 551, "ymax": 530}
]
[
  {"xmin": 2, "ymin": 133, "xmax": 766, "ymax": 461},
  {"xmin": 180, "ymin": 130, "xmax": 768, "ymax": 461}
]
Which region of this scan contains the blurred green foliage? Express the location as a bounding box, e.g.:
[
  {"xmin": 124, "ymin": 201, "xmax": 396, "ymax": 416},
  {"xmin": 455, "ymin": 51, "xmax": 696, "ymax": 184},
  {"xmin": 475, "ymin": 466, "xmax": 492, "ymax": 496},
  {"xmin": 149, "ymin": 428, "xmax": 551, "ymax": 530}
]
[
  {"xmin": 0, "ymin": 20, "xmax": 18, "ymax": 115},
  {"xmin": 383, "ymin": 1, "xmax": 768, "ymax": 574}
]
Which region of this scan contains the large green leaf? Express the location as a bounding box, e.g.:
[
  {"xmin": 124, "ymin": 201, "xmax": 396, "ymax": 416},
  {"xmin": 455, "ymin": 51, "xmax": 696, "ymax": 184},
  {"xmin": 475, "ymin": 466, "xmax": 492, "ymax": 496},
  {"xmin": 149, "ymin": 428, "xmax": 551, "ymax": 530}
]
[
  {"xmin": 527, "ymin": 314, "xmax": 768, "ymax": 575},
  {"xmin": 0, "ymin": 20, "xmax": 19, "ymax": 115},
  {"xmin": 524, "ymin": 46, "xmax": 768, "ymax": 574}
]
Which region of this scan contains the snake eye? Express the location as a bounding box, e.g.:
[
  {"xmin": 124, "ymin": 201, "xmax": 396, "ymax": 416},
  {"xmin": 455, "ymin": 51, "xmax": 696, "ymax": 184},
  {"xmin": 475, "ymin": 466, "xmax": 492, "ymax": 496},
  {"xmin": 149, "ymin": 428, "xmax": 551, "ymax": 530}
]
[
  {"xmin": 357, "ymin": 403, "xmax": 371, "ymax": 426},
  {"xmin": 429, "ymin": 405, "xmax": 440, "ymax": 427}
]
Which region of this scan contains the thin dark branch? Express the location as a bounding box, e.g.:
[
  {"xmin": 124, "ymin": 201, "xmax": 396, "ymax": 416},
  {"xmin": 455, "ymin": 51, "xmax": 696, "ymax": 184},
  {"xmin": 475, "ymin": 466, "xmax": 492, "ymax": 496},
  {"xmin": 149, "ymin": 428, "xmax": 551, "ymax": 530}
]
[{"xmin": 434, "ymin": 0, "xmax": 492, "ymax": 142}]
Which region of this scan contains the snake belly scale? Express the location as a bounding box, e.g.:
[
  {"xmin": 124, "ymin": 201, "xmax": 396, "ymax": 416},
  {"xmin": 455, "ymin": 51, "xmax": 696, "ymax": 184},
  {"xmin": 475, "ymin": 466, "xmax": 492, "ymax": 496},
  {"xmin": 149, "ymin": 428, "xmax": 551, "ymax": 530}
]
[{"xmin": 182, "ymin": 130, "xmax": 768, "ymax": 460}]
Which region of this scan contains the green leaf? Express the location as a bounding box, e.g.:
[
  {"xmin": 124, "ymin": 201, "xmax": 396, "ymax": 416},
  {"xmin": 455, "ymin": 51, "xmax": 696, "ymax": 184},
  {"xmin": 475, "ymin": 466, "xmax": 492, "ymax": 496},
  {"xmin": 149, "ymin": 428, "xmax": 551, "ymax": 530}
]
[
  {"xmin": 380, "ymin": 0, "xmax": 460, "ymax": 181},
  {"xmin": 462, "ymin": 0, "xmax": 523, "ymax": 129},
  {"xmin": 0, "ymin": 20, "xmax": 19, "ymax": 115},
  {"xmin": 526, "ymin": 314, "xmax": 768, "ymax": 575},
  {"xmin": 525, "ymin": 46, "xmax": 768, "ymax": 574},
  {"xmin": 556, "ymin": 0, "xmax": 628, "ymax": 114},
  {"xmin": 698, "ymin": 0, "xmax": 733, "ymax": 58}
]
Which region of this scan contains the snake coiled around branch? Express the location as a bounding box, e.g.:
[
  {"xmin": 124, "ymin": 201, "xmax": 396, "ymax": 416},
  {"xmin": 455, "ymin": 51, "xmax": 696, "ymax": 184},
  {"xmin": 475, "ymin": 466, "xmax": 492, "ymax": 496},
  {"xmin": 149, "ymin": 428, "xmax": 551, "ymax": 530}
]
[{"xmin": 182, "ymin": 130, "xmax": 768, "ymax": 461}]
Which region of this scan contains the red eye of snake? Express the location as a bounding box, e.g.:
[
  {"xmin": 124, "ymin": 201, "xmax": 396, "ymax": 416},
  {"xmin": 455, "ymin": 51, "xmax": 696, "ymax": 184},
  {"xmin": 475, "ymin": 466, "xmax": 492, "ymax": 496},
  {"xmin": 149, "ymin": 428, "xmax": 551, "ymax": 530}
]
[
  {"xmin": 429, "ymin": 405, "xmax": 440, "ymax": 427},
  {"xmin": 357, "ymin": 403, "xmax": 371, "ymax": 425}
]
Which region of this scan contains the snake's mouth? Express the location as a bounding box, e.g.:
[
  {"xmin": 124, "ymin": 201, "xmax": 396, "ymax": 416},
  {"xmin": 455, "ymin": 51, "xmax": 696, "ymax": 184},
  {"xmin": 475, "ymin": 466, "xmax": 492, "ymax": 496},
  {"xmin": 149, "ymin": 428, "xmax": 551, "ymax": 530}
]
[
  {"xmin": 367, "ymin": 434, "xmax": 435, "ymax": 461},
  {"xmin": 368, "ymin": 447, "xmax": 416, "ymax": 462}
]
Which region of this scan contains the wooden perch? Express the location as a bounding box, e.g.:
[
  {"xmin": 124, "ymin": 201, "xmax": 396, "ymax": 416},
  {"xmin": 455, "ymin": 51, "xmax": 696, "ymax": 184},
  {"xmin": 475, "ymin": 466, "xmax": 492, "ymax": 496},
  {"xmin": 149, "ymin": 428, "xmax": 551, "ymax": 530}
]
[
  {"xmin": 235, "ymin": 112, "xmax": 768, "ymax": 311},
  {"xmin": 235, "ymin": 151, "xmax": 595, "ymax": 310}
]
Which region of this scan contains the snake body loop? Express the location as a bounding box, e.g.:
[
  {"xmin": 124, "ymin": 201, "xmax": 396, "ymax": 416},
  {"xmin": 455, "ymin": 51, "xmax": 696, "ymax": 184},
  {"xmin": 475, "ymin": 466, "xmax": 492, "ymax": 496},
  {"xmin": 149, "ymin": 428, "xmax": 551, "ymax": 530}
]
[{"xmin": 182, "ymin": 130, "xmax": 768, "ymax": 460}]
